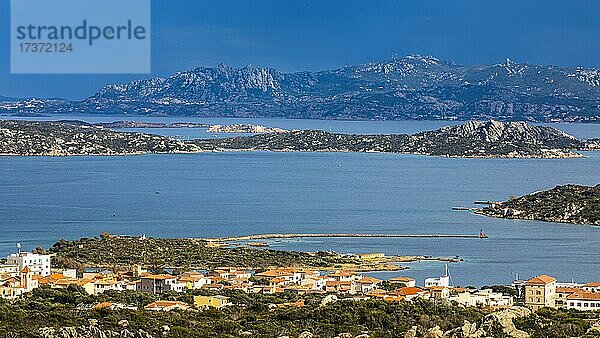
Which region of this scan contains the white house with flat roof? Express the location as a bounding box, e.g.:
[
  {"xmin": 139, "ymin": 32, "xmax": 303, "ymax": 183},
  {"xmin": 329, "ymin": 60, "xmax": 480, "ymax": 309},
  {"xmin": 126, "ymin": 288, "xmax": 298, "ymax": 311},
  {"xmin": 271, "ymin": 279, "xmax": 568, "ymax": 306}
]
[
  {"xmin": 6, "ymin": 247, "xmax": 51, "ymax": 277},
  {"xmin": 425, "ymin": 265, "xmax": 451, "ymax": 287}
]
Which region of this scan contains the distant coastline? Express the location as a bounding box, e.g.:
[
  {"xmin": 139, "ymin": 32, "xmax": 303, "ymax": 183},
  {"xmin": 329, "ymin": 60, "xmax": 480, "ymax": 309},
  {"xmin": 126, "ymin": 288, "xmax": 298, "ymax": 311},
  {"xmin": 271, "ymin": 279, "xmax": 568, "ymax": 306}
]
[
  {"xmin": 1, "ymin": 119, "xmax": 597, "ymax": 158},
  {"xmin": 477, "ymin": 184, "xmax": 600, "ymax": 226}
]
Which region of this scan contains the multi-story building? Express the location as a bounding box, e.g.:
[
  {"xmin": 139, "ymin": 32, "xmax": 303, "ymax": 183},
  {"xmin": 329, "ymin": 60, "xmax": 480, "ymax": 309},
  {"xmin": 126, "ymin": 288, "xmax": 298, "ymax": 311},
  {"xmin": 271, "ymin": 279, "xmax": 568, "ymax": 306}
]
[
  {"xmin": 449, "ymin": 289, "xmax": 513, "ymax": 309},
  {"xmin": 555, "ymin": 287, "xmax": 582, "ymax": 308},
  {"xmin": 525, "ymin": 275, "xmax": 556, "ymax": 310},
  {"xmin": 6, "ymin": 250, "xmax": 51, "ymax": 277},
  {"xmin": 567, "ymin": 291, "xmax": 600, "ymax": 311},
  {"xmin": 582, "ymin": 282, "xmax": 600, "ymax": 293},
  {"xmin": 139, "ymin": 274, "xmax": 177, "ymax": 294},
  {"xmin": 0, "ymin": 264, "xmax": 19, "ymax": 277}
]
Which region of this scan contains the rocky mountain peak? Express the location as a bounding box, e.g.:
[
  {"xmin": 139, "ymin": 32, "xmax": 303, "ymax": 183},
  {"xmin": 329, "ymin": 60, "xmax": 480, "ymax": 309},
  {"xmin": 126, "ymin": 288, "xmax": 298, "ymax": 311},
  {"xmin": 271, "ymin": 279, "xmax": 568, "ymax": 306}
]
[{"xmin": 439, "ymin": 120, "xmax": 577, "ymax": 144}]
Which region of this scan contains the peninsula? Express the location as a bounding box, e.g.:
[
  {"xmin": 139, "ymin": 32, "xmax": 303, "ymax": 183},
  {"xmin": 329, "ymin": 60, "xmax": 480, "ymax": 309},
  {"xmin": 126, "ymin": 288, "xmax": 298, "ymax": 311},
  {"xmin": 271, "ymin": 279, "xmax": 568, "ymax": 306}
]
[
  {"xmin": 477, "ymin": 184, "xmax": 600, "ymax": 226},
  {"xmin": 48, "ymin": 234, "xmax": 457, "ymax": 272},
  {"xmin": 1, "ymin": 119, "xmax": 597, "ymax": 158}
]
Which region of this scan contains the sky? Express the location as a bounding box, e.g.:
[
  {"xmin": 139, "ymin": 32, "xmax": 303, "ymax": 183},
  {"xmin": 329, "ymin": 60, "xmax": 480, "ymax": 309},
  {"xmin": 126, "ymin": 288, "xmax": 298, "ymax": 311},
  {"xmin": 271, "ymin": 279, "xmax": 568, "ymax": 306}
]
[{"xmin": 1, "ymin": 0, "xmax": 600, "ymax": 100}]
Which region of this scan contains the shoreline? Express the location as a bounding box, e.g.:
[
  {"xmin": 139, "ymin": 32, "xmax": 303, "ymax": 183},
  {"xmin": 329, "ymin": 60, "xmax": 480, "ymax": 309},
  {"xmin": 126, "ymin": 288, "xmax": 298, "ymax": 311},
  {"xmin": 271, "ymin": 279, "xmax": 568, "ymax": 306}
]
[
  {"xmin": 203, "ymin": 233, "xmax": 485, "ymax": 242},
  {"xmin": 0, "ymin": 147, "xmax": 586, "ymax": 159},
  {"xmin": 475, "ymin": 210, "xmax": 600, "ymax": 227}
]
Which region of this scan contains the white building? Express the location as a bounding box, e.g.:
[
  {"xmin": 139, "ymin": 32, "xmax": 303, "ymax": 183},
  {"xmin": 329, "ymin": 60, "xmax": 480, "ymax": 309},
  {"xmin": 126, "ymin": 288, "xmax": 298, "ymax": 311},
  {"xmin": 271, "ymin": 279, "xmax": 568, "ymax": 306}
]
[
  {"xmin": 582, "ymin": 282, "xmax": 600, "ymax": 293},
  {"xmin": 6, "ymin": 248, "xmax": 51, "ymax": 277},
  {"xmin": 0, "ymin": 264, "xmax": 20, "ymax": 277},
  {"xmin": 425, "ymin": 265, "xmax": 451, "ymax": 287},
  {"xmin": 567, "ymin": 291, "xmax": 600, "ymax": 311},
  {"xmin": 449, "ymin": 289, "xmax": 513, "ymax": 308}
]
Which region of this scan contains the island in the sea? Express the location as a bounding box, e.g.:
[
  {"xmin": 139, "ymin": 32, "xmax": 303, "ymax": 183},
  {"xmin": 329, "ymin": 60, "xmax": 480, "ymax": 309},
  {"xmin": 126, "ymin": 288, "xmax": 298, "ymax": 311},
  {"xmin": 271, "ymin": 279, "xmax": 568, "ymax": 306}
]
[
  {"xmin": 477, "ymin": 184, "xmax": 600, "ymax": 226},
  {"xmin": 1, "ymin": 119, "xmax": 598, "ymax": 158}
]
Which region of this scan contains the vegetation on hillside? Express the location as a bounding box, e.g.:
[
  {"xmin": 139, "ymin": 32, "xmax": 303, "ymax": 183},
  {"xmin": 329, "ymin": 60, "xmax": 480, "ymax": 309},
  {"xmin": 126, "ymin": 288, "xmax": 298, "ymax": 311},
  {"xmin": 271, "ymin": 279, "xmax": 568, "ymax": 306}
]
[
  {"xmin": 0, "ymin": 120, "xmax": 591, "ymax": 158},
  {"xmin": 479, "ymin": 184, "xmax": 600, "ymax": 226},
  {"xmin": 2, "ymin": 286, "xmax": 599, "ymax": 337},
  {"xmin": 47, "ymin": 235, "xmax": 357, "ymax": 271}
]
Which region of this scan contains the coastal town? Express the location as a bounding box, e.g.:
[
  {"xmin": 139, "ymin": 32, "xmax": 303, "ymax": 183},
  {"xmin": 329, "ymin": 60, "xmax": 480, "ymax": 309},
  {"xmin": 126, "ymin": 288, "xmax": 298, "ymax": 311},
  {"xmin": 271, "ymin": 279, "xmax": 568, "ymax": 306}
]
[{"xmin": 2, "ymin": 244, "xmax": 599, "ymax": 315}]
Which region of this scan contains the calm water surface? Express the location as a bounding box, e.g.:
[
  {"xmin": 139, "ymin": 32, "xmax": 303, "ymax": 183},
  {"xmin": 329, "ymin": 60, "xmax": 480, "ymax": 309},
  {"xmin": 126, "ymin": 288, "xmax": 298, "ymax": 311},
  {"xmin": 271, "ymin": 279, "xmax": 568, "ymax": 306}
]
[{"xmin": 0, "ymin": 118, "xmax": 599, "ymax": 286}]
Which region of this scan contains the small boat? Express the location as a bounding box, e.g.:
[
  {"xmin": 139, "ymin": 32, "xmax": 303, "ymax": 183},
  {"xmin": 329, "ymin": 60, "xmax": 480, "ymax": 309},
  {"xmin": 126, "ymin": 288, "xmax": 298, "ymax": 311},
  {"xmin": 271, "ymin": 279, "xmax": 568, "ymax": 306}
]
[
  {"xmin": 452, "ymin": 206, "xmax": 471, "ymax": 211},
  {"xmin": 155, "ymin": 191, "xmax": 160, "ymax": 195},
  {"xmin": 479, "ymin": 228, "xmax": 489, "ymax": 239}
]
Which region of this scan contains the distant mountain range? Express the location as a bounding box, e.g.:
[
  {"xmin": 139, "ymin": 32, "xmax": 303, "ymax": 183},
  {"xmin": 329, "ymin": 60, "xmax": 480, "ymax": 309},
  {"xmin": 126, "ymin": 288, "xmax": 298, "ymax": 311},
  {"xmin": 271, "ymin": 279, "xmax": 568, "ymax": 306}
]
[{"xmin": 2, "ymin": 55, "xmax": 600, "ymax": 122}]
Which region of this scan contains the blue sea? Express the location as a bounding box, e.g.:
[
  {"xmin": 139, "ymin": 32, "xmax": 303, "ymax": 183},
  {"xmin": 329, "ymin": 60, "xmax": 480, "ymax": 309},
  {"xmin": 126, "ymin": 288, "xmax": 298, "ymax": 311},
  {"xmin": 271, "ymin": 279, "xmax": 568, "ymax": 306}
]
[{"xmin": 1, "ymin": 116, "xmax": 599, "ymax": 286}]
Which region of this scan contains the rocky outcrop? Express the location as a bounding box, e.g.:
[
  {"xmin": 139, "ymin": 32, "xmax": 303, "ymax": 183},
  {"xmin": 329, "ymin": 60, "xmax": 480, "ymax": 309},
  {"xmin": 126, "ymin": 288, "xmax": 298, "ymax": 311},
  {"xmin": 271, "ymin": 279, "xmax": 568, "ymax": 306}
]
[
  {"xmin": 38, "ymin": 326, "xmax": 154, "ymax": 338},
  {"xmin": 479, "ymin": 307, "xmax": 531, "ymax": 338},
  {"xmin": 402, "ymin": 307, "xmax": 531, "ymax": 338},
  {"xmin": 0, "ymin": 119, "xmax": 587, "ymax": 158},
  {"xmin": 0, "ymin": 120, "xmax": 201, "ymax": 156},
  {"xmin": 479, "ymin": 184, "xmax": 600, "ymax": 226},
  {"xmin": 194, "ymin": 120, "xmax": 584, "ymax": 158}
]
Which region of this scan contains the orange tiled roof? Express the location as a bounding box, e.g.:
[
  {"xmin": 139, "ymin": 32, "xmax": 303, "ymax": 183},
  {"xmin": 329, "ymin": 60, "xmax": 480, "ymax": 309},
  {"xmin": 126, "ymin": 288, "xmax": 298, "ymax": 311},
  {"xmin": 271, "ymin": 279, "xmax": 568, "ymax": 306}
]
[
  {"xmin": 397, "ymin": 287, "xmax": 425, "ymax": 296},
  {"xmin": 32, "ymin": 275, "xmax": 49, "ymax": 284},
  {"xmin": 383, "ymin": 295, "xmax": 405, "ymax": 302},
  {"xmin": 145, "ymin": 301, "xmax": 189, "ymax": 309},
  {"xmin": 357, "ymin": 276, "xmax": 382, "ymax": 284},
  {"xmin": 556, "ymin": 287, "xmax": 583, "ymax": 294},
  {"xmin": 526, "ymin": 275, "xmax": 556, "ymax": 285},
  {"xmin": 567, "ymin": 291, "xmax": 600, "ymax": 301},
  {"xmin": 54, "ymin": 279, "xmax": 79, "ymax": 286},
  {"xmin": 583, "ymin": 282, "xmax": 600, "ymax": 287}
]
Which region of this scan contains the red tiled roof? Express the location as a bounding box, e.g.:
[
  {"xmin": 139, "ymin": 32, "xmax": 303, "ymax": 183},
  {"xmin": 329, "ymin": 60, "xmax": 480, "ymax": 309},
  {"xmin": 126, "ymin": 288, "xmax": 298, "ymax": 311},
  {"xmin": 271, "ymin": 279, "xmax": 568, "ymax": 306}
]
[
  {"xmin": 556, "ymin": 287, "xmax": 583, "ymax": 294},
  {"xmin": 567, "ymin": 291, "xmax": 600, "ymax": 301},
  {"xmin": 526, "ymin": 275, "xmax": 556, "ymax": 285},
  {"xmin": 397, "ymin": 287, "xmax": 425, "ymax": 296},
  {"xmin": 357, "ymin": 277, "xmax": 382, "ymax": 284}
]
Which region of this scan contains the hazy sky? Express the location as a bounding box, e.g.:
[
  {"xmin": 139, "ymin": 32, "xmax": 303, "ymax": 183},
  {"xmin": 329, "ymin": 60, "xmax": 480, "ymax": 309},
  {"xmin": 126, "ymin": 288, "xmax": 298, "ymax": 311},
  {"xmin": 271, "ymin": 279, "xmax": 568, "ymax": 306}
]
[{"xmin": 1, "ymin": 0, "xmax": 600, "ymax": 99}]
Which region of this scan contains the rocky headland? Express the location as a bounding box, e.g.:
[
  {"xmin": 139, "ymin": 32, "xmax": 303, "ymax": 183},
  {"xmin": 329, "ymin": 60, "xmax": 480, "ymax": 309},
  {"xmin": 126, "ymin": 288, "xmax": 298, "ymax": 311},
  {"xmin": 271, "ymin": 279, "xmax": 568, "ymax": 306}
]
[{"xmin": 478, "ymin": 184, "xmax": 600, "ymax": 226}]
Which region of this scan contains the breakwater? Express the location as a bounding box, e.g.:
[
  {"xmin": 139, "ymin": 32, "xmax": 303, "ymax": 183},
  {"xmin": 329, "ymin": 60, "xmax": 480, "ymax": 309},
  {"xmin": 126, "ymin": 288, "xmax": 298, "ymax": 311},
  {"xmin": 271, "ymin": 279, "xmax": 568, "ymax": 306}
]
[{"xmin": 204, "ymin": 233, "xmax": 483, "ymax": 242}]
